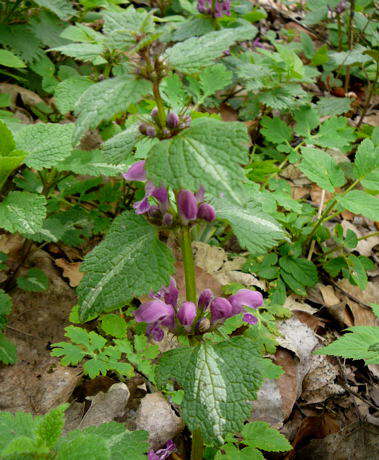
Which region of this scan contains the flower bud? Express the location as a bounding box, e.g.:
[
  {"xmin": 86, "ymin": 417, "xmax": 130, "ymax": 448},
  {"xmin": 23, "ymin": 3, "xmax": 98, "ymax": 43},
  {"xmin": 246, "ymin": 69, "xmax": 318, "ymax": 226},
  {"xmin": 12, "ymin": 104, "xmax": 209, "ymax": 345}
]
[
  {"xmin": 145, "ymin": 126, "xmax": 156, "ymax": 137},
  {"xmin": 228, "ymin": 289, "xmax": 263, "ymax": 315},
  {"xmin": 177, "ymin": 190, "xmax": 198, "ymax": 221},
  {"xmin": 166, "ymin": 111, "xmax": 179, "ymax": 129},
  {"xmin": 139, "ymin": 123, "xmax": 148, "ymax": 135},
  {"xmin": 162, "ymin": 213, "xmax": 173, "ymax": 226},
  {"xmin": 198, "ymin": 288, "xmax": 213, "ymax": 310},
  {"xmin": 243, "ymin": 313, "xmax": 258, "ymax": 325},
  {"xmin": 177, "ymin": 301, "xmax": 197, "ymax": 326},
  {"xmin": 151, "ymin": 107, "xmax": 158, "ymax": 119},
  {"xmin": 147, "ymin": 324, "xmax": 164, "ymax": 342},
  {"xmin": 197, "ymin": 203, "xmax": 216, "ymax": 222},
  {"xmin": 122, "ymin": 160, "xmax": 146, "ymax": 181},
  {"xmin": 210, "ymin": 297, "xmax": 232, "ymax": 321}
]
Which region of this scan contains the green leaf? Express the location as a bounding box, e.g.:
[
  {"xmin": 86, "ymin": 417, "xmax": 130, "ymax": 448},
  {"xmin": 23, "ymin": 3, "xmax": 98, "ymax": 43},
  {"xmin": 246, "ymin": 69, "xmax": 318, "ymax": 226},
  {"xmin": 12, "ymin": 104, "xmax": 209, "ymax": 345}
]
[
  {"xmin": 161, "ymin": 73, "xmax": 188, "ymax": 112},
  {"xmin": 54, "ymin": 77, "xmax": 94, "ymax": 114},
  {"xmin": 50, "ymin": 43, "xmax": 105, "ymax": 63},
  {"xmin": 156, "ymin": 336, "xmax": 266, "ymax": 445},
  {"xmin": 261, "ymin": 117, "xmax": 292, "ymax": 145},
  {"xmin": 0, "ymin": 290, "xmax": 12, "ymax": 319},
  {"xmin": 330, "ymin": 47, "xmax": 372, "ymax": 66},
  {"xmin": 0, "ymin": 191, "xmax": 47, "ymax": 235},
  {"xmin": 315, "ymin": 326, "xmax": 379, "ymax": 364},
  {"xmin": 17, "ymin": 268, "xmax": 49, "ymax": 292},
  {"xmin": 164, "ymin": 26, "xmax": 257, "ymax": 73},
  {"xmin": 56, "ymin": 150, "xmax": 130, "ymax": 176},
  {"xmin": 315, "ymin": 97, "xmax": 352, "ymax": 117},
  {"xmin": 212, "ymin": 195, "xmax": 286, "ymax": 255},
  {"xmin": 102, "ymin": 125, "xmax": 142, "ymax": 164},
  {"xmin": 0, "ymin": 334, "xmax": 17, "ymax": 365},
  {"xmin": 215, "ymin": 444, "xmax": 264, "ymax": 460},
  {"xmin": 73, "ymin": 77, "xmax": 151, "ymax": 144},
  {"xmin": 15, "ymin": 122, "xmax": 75, "ymax": 170},
  {"xmin": 101, "ymin": 314, "xmax": 127, "ymax": 339},
  {"xmin": 338, "ymin": 190, "xmax": 379, "ymax": 222},
  {"xmin": 241, "ymin": 421, "xmax": 292, "ymax": 452},
  {"xmin": 56, "ymin": 433, "xmax": 110, "ymax": 459},
  {"xmin": 0, "ymin": 120, "xmax": 15, "ymax": 155},
  {"xmin": 353, "ymin": 139, "xmax": 379, "ymax": 190},
  {"xmin": 0, "ymin": 411, "xmax": 35, "ymax": 452},
  {"xmin": 146, "ymin": 118, "xmax": 249, "ymax": 201},
  {"xmin": 51, "ymin": 341, "xmax": 87, "ymax": 365},
  {"xmin": 77, "ymin": 212, "xmax": 174, "ymax": 321},
  {"xmin": 293, "ymin": 106, "xmax": 319, "ymax": 136},
  {"xmin": 0, "ymin": 49, "xmax": 26, "ymax": 68},
  {"xmin": 299, "ymin": 147, "xmax": 346, "ymax": 192},
  {"xmin": 279, "ymin": 256, "xmax": 318, "ymax": 295},
  {"xmin": 84, "ymin": 424, "xmax": 149, "ymax": 459},
  {"xmin": 33, "ymin": 0, "xmax": 75, "ymax": 20},
  {"xmin": 103, "ymin": 7, "xmax": 155, "ymax": 51},
  {"xmin": 313, "ymin": 117, "xmax": 356, "ymax": 151},
  {"xmin": 35, "ymin": 404, "xmax": 68, "ymax": 449},
  {"xmin": 199, "ymin": 64, "xmax": 233, "ymax": 99},
  {"xmin": 346, "ymin": 254, "xmax": 367, "ymax": 290}
]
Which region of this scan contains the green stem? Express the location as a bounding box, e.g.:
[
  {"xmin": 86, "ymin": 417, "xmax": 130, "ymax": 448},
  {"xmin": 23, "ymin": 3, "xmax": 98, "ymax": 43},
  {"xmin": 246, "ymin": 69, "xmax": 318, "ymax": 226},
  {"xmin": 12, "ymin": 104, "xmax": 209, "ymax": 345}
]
[
  {"xmin": 191, "ymin": 429, "xmax": 204, "ymax": 460},
  {"xmin": 180, "ymin": 226, "xmax": 197, "ymax": 303},
  {"xmin": 306, "ymin": 178, "xmax": 360, "ymax": 244},
  {"xmin": 152, "ymin": 80, "xmax": 166, "ymax": 130},
  {"xmin": 357, "ymin": 59, "xmax": 379, "ymax": 128}
]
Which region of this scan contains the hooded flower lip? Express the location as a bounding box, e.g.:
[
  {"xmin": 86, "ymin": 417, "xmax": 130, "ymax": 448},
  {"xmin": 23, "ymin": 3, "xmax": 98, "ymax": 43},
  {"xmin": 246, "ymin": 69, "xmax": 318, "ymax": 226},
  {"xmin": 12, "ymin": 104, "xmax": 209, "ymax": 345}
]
[
  {"xmin": 198, "ymin": 288, "xmax": 213, "ymax": 310},
  {"xmin": 197, "ymin": 203, "xmax": 216, "ymax": 222},
  {"xmin": 134, "ymin": 300, "xmax": 175, "ymax": 327},
  {"xmin": 122, "ymin": 160, "xmax": 146, "ymax": 181},
  {"xmin": 147, "ymin": 324, "xmax": 164, "ymax": 342},
  {"xmin": 228, "ymin": 289, "xmax": 263, "ymax": 315},
  {"xmin": 148, "ymin": 440, "xmax": 176, "ymax": 460},
  {"xmin": 210, "ymin": 297, "xmax": 233, "ymax": 321},
  {"xmin": 166, "ymin": 111, "xmax": 179, "ymax": 129},
  {"xmin": 178, "ymin": 190, "xmax": 198, "ymax": 221},
  {"xmin": 178, "ymin": 301, "xmax": 197, "ymax": 326}
]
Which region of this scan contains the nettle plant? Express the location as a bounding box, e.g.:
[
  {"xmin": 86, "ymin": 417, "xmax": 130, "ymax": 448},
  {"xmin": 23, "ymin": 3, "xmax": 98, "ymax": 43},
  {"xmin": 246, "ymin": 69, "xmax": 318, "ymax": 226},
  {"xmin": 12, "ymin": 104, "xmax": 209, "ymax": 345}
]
[{"xmin": 42, "ymin": 6, "xmax": 291, "ymax": 457}]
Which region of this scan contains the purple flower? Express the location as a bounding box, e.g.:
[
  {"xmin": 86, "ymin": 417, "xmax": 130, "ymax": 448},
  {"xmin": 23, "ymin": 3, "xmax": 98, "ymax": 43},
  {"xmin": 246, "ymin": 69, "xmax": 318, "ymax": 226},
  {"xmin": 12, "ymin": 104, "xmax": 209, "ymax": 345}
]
[
  {"xmin": 146, "ymin": 126, "xmax": 156, "ymax": 137},
  {"xmin": 151, "ymin": 107, "xmax": 158, "ymax": 119},
  {"xmin": 162, "ymin": 278, "xmax": 179, "ymax": 307},
  {"xmin": 197, "ymin": 203, "xmax": 216, "ymax": 222},
  {"xmin": 148, "ymin": 440, "xmax": 176, "ymax": 460},
  {"xmin": 243, "ymin": 313, "xmax": 258, "ymax": 325},
  {"xmin": 178, "ymin": 301, "xmax": 197, "ymax": 326},
  {"xmin": 166, "ymin": 111, "xmax": 179, "ymax": 129},
  {"xmin": 210, "ymin": 297, "xmax": 233, "ymax": 321},
  {"xmin": 198, "ymin": 288, "xmax": 213, "ymax": 310},
  {"xmin": 122, "ymin": 160, "xmax": 146, "ymax": 181},
  {"xmin": 147, "ymin": 324, "xmax": 165, "ymax": 342},
  {"xmin": 228, "ymin": 289, "xmax": 263, "ymax": 315},
  {"xmin": 177, "ymin": 190, "xmax": 198, "ymax": 221},
  {"xmin": 134, "ymin": 300, "xmax": 175, "ymax": 328},
  {"xmin": 133, "ymin": 196, "xmax": 151, "ymax": 214}
]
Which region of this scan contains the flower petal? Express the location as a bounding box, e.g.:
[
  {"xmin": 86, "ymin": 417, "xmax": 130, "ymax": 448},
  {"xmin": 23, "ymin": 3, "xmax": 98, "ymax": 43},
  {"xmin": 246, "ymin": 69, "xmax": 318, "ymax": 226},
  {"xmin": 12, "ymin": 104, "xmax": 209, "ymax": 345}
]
[
  {"xmin": 178, "ymin": 301, "xmax": 197, "ymax": 326},
  {"xmin": 229, "ymin": 289, "xmax": 263, "ymax": 314},
  {"xmin": 134, "ymin": 300, "xmax": 174, "ymax": 324},
  {"xmin": 123, "ymin": 160, "xmax": 146, "ymax": 181},
  {"xmin": 210, "ymin": 297, "xmax": 233, "ymax": 321}
]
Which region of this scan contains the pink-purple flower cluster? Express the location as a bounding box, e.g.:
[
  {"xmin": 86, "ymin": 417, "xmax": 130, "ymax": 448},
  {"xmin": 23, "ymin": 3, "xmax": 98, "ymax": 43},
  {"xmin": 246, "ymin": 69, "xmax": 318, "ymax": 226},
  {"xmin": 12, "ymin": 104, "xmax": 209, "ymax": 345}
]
[
  {"xmin": 139, "ymin": 109, "xmax": 191, "ymax": 139},
  {"xmin": 197, "ymin": 0, "xmax": 231, "ymax": 17},
  {"xmin": 133, "ymin": 278, "xmax": 263, "ymax": 341},
  {"xmin": 123, "ymin": 162, "xmax": 216, "ymax": 225}
]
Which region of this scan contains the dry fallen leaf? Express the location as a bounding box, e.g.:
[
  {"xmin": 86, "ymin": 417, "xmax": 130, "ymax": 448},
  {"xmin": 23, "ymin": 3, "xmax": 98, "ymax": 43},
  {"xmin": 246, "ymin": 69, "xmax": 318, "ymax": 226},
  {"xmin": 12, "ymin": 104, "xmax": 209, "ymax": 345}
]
[{"xmin": 55, "ymin": 259, "xmax": 84, "ymax": 287}]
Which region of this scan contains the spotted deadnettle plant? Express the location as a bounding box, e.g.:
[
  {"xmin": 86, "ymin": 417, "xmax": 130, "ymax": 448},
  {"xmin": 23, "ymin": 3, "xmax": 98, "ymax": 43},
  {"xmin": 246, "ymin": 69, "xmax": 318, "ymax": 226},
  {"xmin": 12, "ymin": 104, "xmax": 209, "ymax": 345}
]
[{"xmin": 68, "ymin": 14, "xmax": 287, "ymax": 458}]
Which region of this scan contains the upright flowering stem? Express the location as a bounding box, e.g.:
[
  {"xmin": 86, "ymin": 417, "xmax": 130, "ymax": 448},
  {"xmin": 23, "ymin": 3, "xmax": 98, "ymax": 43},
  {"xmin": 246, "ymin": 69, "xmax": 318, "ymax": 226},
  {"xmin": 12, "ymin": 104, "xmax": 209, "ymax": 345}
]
[
  {"xmin": 180, "ymin": 226, "xmax": 197, "ymax": 304},
  {"xmin": 178, "ymin": 222, "xmax": 204, "ymax": 460}
]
